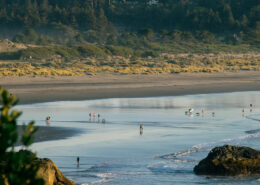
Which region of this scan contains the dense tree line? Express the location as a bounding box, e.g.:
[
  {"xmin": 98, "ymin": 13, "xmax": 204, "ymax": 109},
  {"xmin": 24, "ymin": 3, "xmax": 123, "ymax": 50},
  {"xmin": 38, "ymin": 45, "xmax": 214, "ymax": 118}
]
[
  {"xmin": 110, "ymin": 0, "xmax": 259, "ymax": 33},
  {"xmin": 0, "ymin": 0, "xmax": 259, "ymax": 40}
]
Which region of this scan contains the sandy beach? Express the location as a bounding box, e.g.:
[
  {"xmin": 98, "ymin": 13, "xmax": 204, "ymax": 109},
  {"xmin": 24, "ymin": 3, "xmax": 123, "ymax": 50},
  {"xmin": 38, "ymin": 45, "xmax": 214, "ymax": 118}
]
[
  {"xmin": 1, "ymin": 71, "xmax": 260, "ymax": 104},
  {"xmin": 9, "ymin": 72, "xmax": 260, "ymax": 184}
]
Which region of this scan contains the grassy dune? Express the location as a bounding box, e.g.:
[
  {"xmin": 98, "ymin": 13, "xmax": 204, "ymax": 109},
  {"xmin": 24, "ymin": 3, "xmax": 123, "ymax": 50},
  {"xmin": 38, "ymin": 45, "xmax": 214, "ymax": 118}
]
[
  {"xmin": 0, "ymin": 53, "xmax": 259, "ymax": 77},
  {"xmin": 0, "ymin": 39, "xmax": 259, "ymax": 77}
]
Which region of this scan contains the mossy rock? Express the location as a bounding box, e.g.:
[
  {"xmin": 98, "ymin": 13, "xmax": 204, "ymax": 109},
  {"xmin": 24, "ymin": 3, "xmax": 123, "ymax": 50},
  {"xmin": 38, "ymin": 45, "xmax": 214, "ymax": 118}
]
[{"xmin": 194, "ymin": 145, "xmax": 260, "ymax": 176}]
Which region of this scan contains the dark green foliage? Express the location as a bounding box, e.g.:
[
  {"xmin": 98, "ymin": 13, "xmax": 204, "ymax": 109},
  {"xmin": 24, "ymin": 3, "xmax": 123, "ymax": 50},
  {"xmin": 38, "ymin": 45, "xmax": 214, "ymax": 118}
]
[
  {"xmin": 195, "ymin": 31, "xmax": 216, "ymax": 43},
  {"xmin": 0, "ymin": 52, "xmax": 21, "ymax": 60},
  {"xmin": 13, "ymin": 29, "xmax": 38, "ymax": 43},
  {"xmin": 105, "ymin": 46, "xmax": 134, "ymax": 57},
  {"xmin": 13, "ymin": 33, "xmax": 27, "ymax": 43},
  {"xmin": 22, "ymin": 122, "xmax": 39, "ymax": 147},
  {"xmin": 74, "ymin": 34, "xmax": 85, "ymax": 44},
  {"xmin": 138, "ymin": 28, "xmax": 155, "ymax": 40},
  {"xmin": 84, "ymin": 30, "xmax": 102, "ymax": 43},
  {"xmin": 0, "ymin": 46, "xmax": 81, "ymax": 60},
  {"xmin": 0, "ymin": 0, "xmax": 257, "ymax": 47},
  {"xmin": 106, "ymin": 34, "xmax": 118, "ymax": 45},
  {"xmin": 18, "ymin": 47, "xmax": 57, "ymax": 59},
  {"xmin": 140, "ymin": 50, "xmax": 160, "ymax": 58},
  {"xmin": 0, "ymin": 87, "xmax": 44, "ymax": 185},
  {"xmin": 0, "ymin": 0, "xmax": 258, "ymax": 37},
  {"xmin": 13, "ymin": 28, "xmax": 54, "ymax": 45},
  {"xmin": 77, "ymin": 45, "xmax": 106, "ymax": 57},
  {"xmin": 0, "ymin": 46, "xmax": 102, "ymax": 60}
]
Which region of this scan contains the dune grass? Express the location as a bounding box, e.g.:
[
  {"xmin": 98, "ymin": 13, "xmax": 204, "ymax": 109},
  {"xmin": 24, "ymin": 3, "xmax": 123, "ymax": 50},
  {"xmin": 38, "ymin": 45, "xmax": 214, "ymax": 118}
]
[{"xmin": 0, "ymin": 52, "xmax": 259, "ymax": 77}]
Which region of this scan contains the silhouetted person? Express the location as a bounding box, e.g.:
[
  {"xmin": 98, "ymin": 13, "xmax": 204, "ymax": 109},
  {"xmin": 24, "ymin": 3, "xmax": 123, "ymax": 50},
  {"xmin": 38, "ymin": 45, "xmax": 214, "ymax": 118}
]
[
  {"xmin": 140, "ymin": 124, "xmax": 144, "ymax": 136},
  {"xmin": 89, "ymin": 113, "xmax": 91, "ymax": 121},
  {"xmin": 77, "ymin": 157, "xmax": 80, "ymax": 167},
  {"xmin": 98, "ymin": 113, "xmax": 101, "ymax": 122},
  {"xmin": 46, "ymin": 116, "xmax": 50, "ymax": 125},
  {"xmin": 93, "ymin": 113, "xmax": 96, "ymax": 121},
  {"xmin": 202, "ymin": 109, "xmax": 205, "ymax": 117}
]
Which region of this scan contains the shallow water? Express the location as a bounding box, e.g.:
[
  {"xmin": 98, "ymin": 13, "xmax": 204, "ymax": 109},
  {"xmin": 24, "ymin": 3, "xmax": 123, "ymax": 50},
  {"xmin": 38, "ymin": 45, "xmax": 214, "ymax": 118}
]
[{"xmin": 17, "ymin": 91, "xmax": 260, "ymax": 185}]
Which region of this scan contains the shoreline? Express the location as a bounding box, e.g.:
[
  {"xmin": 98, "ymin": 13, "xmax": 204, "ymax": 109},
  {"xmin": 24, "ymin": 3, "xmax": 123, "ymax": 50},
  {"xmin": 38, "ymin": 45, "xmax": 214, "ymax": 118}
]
[
  {"xmin": 17, "ymin": 125, "xmax": 83, "ymax": 145},
  {"xmin": 1, "ymin": 71, "xmax": 260, "ymax": 104}
]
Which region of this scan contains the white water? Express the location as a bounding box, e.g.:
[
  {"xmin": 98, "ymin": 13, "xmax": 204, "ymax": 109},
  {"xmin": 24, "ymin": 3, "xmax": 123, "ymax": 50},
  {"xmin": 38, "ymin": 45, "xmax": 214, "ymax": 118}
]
[{"xmin": 17, "ymin": 91, "xmax": 260, "ymax": 184}]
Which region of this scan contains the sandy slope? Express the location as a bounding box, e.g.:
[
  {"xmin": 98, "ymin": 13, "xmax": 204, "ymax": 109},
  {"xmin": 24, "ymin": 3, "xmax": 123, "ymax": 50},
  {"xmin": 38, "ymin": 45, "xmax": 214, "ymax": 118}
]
[{"xmin": 1, "ymin": 71, "xmax": 260, "ymax": 104}]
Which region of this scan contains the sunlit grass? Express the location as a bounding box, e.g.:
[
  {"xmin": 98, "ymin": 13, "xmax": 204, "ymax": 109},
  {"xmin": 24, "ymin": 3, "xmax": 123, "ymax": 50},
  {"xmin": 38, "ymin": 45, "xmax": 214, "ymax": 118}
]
[{"xmin": 0, "ymin": 53, "xmax": 259, "ymax": 77}]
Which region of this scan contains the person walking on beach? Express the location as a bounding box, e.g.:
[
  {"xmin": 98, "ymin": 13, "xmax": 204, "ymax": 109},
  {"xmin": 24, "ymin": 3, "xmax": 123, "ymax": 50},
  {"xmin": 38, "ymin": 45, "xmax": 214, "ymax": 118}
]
[
  {"xmin": 250, "ymin": 104, "xmax": 253, "ymax": 112},
  {"xmin": 202, "ymin": 109, "xmax": 205, "ymax": 117},
  {"xmin": 140, "ymin": 124, "xmax": 144, "ymax": 136},
  {"xmin": 93, "ymin": 113, "xmax": 96, "ymax": 121},
  {"xmin": 98, "ymin": 113, "xmax": 101, "ymax": 122},
  {"xmin": 46, "ymin": 116, "xmax": 50, "ymax": 125},
  {"xmin": 89, "ymin": 113, "xmax": 91, "ymax": 121},
  {"xmin": 77, "ymin": 157, "xmax": 80, "ymax": 167}
]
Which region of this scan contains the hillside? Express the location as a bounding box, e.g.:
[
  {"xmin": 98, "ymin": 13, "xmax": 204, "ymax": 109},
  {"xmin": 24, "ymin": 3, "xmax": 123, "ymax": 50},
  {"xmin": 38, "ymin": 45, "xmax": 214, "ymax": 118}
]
[
  {"xmin": 0, "ymin": 0, "xmax": 259, "ymax": 44},
  {"xmin": 0, "ymin": 0, "xmax": 259, "ymax": 77}
]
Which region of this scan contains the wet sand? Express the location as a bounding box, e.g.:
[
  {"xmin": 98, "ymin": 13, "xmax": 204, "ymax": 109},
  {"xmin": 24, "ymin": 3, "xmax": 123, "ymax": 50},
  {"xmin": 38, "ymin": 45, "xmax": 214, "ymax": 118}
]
[
  {"xmin": 17, "ymin": 126, "xmax": 83, "ymax": 145},
  {"xmin": 1, "ymin": 72, "xmax": 260, "ymax": 104}
]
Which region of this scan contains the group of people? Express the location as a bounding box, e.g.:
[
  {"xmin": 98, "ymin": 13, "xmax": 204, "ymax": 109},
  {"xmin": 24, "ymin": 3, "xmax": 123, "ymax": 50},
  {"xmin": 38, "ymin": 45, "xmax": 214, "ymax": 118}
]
[
  {"xmin": 45, "ymin": 113, "xmax": 106, "ymax": 125},
  {"xmin": 242, "ymin": 104, "xmax": 254, "ymax": 117},
  {"xmin": 185, "ymin": 108, "xmax": 209, "ymax": 117},
  {"xmin": 185, "ymin": 104, "xmax": 254, "ymax": 118},
  {"xmin": 89, "ymin": 112, "xmax": 106, "ymax": 123}
]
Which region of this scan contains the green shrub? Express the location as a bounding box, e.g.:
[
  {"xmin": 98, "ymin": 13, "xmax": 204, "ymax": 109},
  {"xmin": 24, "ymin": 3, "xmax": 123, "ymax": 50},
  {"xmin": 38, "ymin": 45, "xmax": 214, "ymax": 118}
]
[
  {"xmin": 138, "ymin": 28, "xmax": 154, "ymax": 40},
  {"xmin": 106, "ymin": 34, "xmax": 118, "ymax": 45},
  {"xmin": 54, "ymin": 47, "xmax": 80, "ymax": 58},
  {"xmin": 140, "ymin": 50, "xmax": 160, "ymax": 58},
  {"xmin": 0, "ymin": 52, "xmax": 21, "ymax": 60},
  {"xmin": 13, "ymin": 29, "xmax": 39, "ymax": 44},
  {"xmin": 195, "ymin": 31, "xmax": 216, "ymax": 43},
  {"xmin": 19, "ymin": 47, "xmax": 56, "ymax": 59},
  {"xmin": 105, "ymin": 46, "xmax": 133, "ymax": 57},
  {"xmin": 77, "ymin": 45, "xmax": 106, "ymax": 57},
  {"xmin": 13, "ymin": 33, "xmax": 26, "ymax": 43},
  {"xmin": 0, "ymin": 87, "xmax": 44, "ymax": 185},
  {"xmin": 84, "ymin": 30, "xmax": 101, "ymax": 43}
]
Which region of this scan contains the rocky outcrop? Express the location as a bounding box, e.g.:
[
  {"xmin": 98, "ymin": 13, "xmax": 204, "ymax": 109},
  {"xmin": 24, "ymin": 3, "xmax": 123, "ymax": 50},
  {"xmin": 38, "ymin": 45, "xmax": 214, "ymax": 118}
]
[
  {"xmin": 194, "ymin": 145, "xmax": 260, "ymax": 176},
  {"xmin": 35, "ymin": 158, "xmax": 76, "ymax": 185}
]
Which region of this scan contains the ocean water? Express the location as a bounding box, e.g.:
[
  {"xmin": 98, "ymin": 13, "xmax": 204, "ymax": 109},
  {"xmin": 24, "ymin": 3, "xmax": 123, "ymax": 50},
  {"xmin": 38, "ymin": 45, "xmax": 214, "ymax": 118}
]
[{"xmin": 16, "ymin": 91, "xmax": 260, "ymax": 185}]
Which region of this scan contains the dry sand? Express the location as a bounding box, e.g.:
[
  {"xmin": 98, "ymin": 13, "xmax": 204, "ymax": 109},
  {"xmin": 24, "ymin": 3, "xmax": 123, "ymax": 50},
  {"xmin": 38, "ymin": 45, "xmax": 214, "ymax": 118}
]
[{"xmin": 1, "ymin": 71, "xmax": 260, "ymax": 104}]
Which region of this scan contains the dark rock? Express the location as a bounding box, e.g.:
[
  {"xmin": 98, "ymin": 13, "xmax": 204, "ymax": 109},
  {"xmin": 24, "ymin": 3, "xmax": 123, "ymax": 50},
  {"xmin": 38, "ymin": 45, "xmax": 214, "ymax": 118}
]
[{"xmin": 194, "ymin": 145, "xmax": 260, "ymax": 176}]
